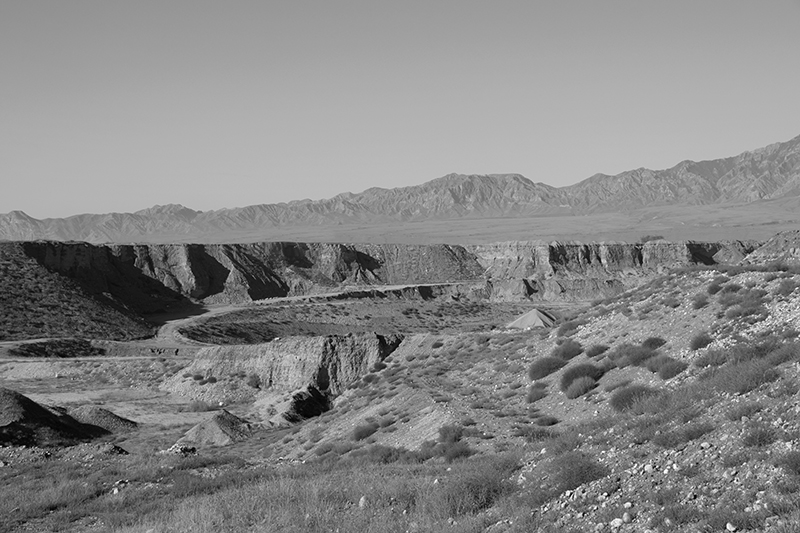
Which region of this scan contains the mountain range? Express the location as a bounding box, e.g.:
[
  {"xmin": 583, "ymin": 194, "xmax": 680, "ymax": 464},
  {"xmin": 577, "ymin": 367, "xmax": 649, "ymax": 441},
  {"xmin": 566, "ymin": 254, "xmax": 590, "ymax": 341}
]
[{"xmin": 2, "ymin": 133, "xmax": 799, "ymax": 244}]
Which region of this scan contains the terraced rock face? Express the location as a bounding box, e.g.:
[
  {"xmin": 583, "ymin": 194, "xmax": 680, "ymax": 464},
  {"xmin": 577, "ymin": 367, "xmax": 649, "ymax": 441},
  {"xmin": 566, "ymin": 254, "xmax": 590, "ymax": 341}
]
[{"xmin": 7, "ymin": 239, "xmax": 757, "ymax": 315}]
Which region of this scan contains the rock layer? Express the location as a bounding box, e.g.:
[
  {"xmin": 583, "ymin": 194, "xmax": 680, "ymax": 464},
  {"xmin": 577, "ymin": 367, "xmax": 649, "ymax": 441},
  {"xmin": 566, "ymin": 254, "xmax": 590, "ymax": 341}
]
[{"xmin": 9, "ymin": 239, "xmax": 759, "ymax": 310}]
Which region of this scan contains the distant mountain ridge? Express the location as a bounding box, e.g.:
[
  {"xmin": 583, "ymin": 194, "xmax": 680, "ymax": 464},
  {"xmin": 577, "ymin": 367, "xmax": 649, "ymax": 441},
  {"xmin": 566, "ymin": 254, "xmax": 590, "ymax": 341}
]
[{"xmin": 2, "ymin": 133, "xmax": 799, "ymax": 243}]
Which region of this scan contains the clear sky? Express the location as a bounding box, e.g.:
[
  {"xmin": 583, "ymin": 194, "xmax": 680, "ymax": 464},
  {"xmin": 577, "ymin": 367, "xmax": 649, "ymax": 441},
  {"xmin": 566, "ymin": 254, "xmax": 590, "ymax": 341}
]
[{"xmin": 2, "ymin": 1, "xmax": 799, "ymax": 218}]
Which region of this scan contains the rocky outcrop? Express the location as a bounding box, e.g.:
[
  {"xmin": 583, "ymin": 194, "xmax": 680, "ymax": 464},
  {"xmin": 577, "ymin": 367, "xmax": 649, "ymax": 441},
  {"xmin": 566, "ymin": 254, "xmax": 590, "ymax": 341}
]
[
  {"xmin": 741, "ymin": 230, "xmax": 800, "ymax": 266},
  {"xmin": 162, "ymin": 333, "xmax": 403, "ymax": 422}
]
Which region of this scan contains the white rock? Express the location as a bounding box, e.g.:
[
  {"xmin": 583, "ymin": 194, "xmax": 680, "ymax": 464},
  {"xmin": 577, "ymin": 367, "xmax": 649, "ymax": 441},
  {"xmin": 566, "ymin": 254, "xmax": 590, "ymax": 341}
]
[
  {"xmin": 610, "ymin": 517, "xmax": 624, "ymax": 529},
  {"xmin": 726, "ymin": 523, "xmax": 737, "ymax": 532}
]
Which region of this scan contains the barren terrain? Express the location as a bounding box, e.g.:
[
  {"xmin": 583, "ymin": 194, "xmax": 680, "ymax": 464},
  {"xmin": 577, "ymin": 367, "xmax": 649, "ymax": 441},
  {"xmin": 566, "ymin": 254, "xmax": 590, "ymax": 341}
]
[{"xmin": 2, "ymin": 231, "xmax": 800, "ymax": 532}]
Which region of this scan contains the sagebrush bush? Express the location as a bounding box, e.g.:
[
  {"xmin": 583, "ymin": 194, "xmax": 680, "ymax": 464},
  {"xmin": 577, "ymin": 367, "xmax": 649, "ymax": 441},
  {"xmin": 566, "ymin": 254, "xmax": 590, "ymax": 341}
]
[
  {"xmin": 438, "ymin": 424, "xmax": 463, "ymax": 444},
  {"xmin": 776, "ymin": 278, "xmax": 800, "ymax": 297},
  {"xmin": 742, "ymin": 424, "xmax": 778, "ymax": 447},
  {"xmin": 565, "ymin": 376, "xmax": 596, "ymax": 399},
  {"xmin": 512, "ymin": 425, "xmax": 553, "ymax": 442},
  {"xmin": 609, "ymin": 384, "xmax": 659, "ymax": 412},
  {"xmin": 777, "ymin": 451, "xmax": 800, "ymax": 476},
  {"xmin": 548, "ymin": 451, "xmax": 608, "ymax": 492},
  {"xmin": 701, "ymin": 360, "xmax": 780, "ymax": 394},
  {"xmin": 690, "ymin": 332, "xmax": 713, "ymax": 351},
  {"xmin": 692, "ymin": 293, "xmax": 709, "ymax": 309},
  {"xmin": 245, "ymin": 374, "xmax": 261, "ymax": 388},
  {"xmin": 352, "ymin": 422, "xmax": 379, "ymax": 441},
  {"xmin": 586, "ymin": 344, "xmax": 609, "ymax": 358},
  {"xmin": 430, "ymin": 455, "xmax": 519, "ymax": 516},
  {"xmin": 725, "ymin": 402, "xmax": 764, "ymax": 421},
  {"xmin": 442, "ymin": 441, "xmax": 474, "ymax": 463},
  {"xmin": 693, "ymin": 348, "xmax": 727, "ymax": 368},
  {"xmin": 560, "ymin": 363, "xmax": 604, "ymax": 391},
  {"xmin": 556, "ymin": 320, "xmax": 586, "ymax": 337},
  {"xmin": 657, "ymin": 359, "xmax": 688, "ymax": 379},
  {"xmin": 609, "ymin": 343, "xmax": 657, "ymax": 367},
  {"xmin": 529, "ymin": 357, "xmax": 567, "ymax": 380},
  {"xmin": 551, "ymin": 338, "xmax": 584, "ymax": 360},
  {"xmin": 652, "ymin": 422, "xmax": 714, "ymax": 448},
  {"xmin": 641, "ymin": 337, "xmax": 667, "ymax": 349},
  {"xmin": 535, "ymin": 415, "xmax": 559, "ymax": 426},
  {"xmin": 526, "ymin": 386, "xmax": 547, "ymax": 403}
]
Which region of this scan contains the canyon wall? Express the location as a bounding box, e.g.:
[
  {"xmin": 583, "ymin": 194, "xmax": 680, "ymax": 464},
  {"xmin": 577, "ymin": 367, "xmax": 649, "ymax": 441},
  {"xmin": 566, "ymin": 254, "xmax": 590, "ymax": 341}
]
[{"xmin": 14, "ymin": 239, "xmax": 760, "ymax": 310}]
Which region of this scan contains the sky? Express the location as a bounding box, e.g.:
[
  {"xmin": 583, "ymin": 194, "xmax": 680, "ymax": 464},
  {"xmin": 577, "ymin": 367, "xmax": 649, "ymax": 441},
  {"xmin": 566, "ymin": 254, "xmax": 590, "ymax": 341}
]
[{"xmin": 2, "ymin": 1, "xmax": 799, "ymax": 219}]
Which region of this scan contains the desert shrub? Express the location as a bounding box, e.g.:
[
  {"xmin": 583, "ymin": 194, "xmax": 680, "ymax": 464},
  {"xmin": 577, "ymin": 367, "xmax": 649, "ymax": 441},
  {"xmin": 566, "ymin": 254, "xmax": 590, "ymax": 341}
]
[
  {"xmin": 371, "ymin": 361, "xmax": 387, "ymax": 371},
  {"xmin": 659, "ymin": 504, "xmax": 702, "ymax": 526},
  {"xmin": 528, "ymin": 357, "xmax": 567, "ymax": 380},
  {"xmin": 350, "ymin": 444, "xmax": 417, "ymax": 464},
  {"xmin": 551, "ymin": 338, "xmax": 584, "ymax": 360},
  {"xmin": 707, "ymin": 276, "xmax": 728, "ymax": 295},
  {"xmin": 726, "ymin": 339, "xmax": 780, "ymax": 365},
  {"xmin": 565, "ymin": 377, "xmax": 596, "ymax": 399},
  {"xmin": 777, "ymin": 451, "xmax": 800, "ymax": 476},
  {"xmin": 526, "ymin": 386, "xmax": 547, "ymax": 403},
  {"xmin": 609, "ymin": 343, "xmax": 657, "ymax": 367},
  {"xmin": 512, "ymin": 425, "xmax": 553, "ymax": 442},
  {"xmin": 560, "ymin": 363, "xmax": 605, "ymax": 391},
  {"xmin": 604, "ymin": 379, "xmax": 631, "ymax": 393},
  {"xmin": 429, "ymin": 455, "xmax": 519, "ymax": 517},
  {"xmin": 556, "ymin": 320, "xmax": 586, "ymax": 337},
  {"xmin": 438, "ymin": 424, "xmax": 463, "ymax": 444},
  {"xmin": 693, "ymin": 348, "xmax": 727, "ymax": 368},
  {"xmin": 702, "ymin": 360, "xmax": 780, "ymax": 394},
  {"xmin": 704, "ymin": 508, "xmax": 767, "ymax": 532},
  {"xmin": 245, "ymin": 374, "xmax": 261, "ymax": 388},
  {"xmin": 431, "ymin": 341, "xmax": 444, "ymax": 349},
  {"xmin": 535, "ymin": 415, "xmax": 559, "ymax": 426},
  {"xmin": 549, "ymin": 451, "xmax": 608, "ymax": 492},
  {"xmin": 652, "ymin": 422, "xmax": 714, "ymax": 448},
  {"xmin": 725, "ymin": 402, "xmax": 764, "ymax": 421},
  {"xmin": 742, "ymin": 424, "xmax": 778, "ymax": 447},
  {"xmin": 442, "ymin": 441, "xmax": 474, "ymax": 463},
  {"xmin": 586, "ymin": 344, "xmax": 609, "ymax": 358},
  {"xmin": 352, "ymin": 422, "xmax": 379, "ymax": 441},
  {"xmin": 720, "ymin": 282, "xmax": 743, "ymax": 294},
  {"xmin": 192, "ymin": 374, "xmax": 204, "ymax": 381},
  {"xmin": 640, "ymin": 234, "xmax": 664, "ymax": 243},
  {"xmin": 690, "ymin": 331, "xmax": 713, "ymax": 351},
  {"xmin": 657, "ymin": 359, "xmax": 688, "ymax": 379},
  {"xmin": 692, "ymin": 293, "xmax": 709, "ymax": 309},
  {"xmin": 776, "ymin": 278, "xmax": 800, "ymax": 297},
  {"xmin": 641, "ymin": 336, "xmax": 667, "ymax": 349},
  {"xmin": 661, "ymin": 296, "xmax": 681, "ymax": 308},
  {"xmin": 766, "ymin": 342, "xmax": 800, "ymax": 366},
  {"xmin": 609, "ymin": 384, "xmax": 659, "ymax": 412}
]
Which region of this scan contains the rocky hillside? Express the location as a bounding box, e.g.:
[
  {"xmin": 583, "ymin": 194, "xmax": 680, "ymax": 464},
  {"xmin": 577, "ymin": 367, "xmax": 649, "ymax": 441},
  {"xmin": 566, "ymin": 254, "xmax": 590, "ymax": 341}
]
[{"xmin": 1, "ymin": 133, "xmax": 799, "ymax": 243}]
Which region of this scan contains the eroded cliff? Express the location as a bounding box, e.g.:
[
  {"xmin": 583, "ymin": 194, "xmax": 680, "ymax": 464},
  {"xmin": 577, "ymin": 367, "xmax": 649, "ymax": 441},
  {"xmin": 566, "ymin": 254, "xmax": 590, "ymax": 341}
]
[
  {"xmin": 162, "ymin": 333, "xmax": 403, "ymax": 423},
  {"xmin": 12, "ymin": 239, "xmax": 759, "ymax": 313}
]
